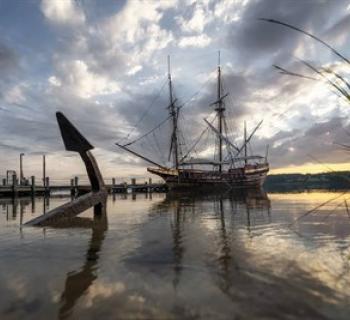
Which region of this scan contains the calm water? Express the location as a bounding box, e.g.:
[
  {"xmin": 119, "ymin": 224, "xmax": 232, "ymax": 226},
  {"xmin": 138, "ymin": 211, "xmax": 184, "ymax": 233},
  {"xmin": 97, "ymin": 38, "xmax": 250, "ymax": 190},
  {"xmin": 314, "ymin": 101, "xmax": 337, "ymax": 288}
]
[{"xmin": 0, "ymin": 190, "xmax": 350, "ymax": 319}]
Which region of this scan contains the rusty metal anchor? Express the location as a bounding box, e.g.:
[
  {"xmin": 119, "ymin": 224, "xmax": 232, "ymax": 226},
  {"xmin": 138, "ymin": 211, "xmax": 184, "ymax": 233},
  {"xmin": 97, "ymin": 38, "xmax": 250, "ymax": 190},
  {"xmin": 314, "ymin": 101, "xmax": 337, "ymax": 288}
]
[{"xmin": 26, "ymin": 112, "xmax": 107, "ymax": 226}]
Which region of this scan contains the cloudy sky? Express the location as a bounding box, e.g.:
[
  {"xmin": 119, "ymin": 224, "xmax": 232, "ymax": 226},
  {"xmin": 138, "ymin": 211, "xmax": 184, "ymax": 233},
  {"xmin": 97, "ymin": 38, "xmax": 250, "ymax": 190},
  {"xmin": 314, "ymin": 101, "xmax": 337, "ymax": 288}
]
[{"xmin": 1, "ymin": 0, "xmax": 350, "ymax": 182}]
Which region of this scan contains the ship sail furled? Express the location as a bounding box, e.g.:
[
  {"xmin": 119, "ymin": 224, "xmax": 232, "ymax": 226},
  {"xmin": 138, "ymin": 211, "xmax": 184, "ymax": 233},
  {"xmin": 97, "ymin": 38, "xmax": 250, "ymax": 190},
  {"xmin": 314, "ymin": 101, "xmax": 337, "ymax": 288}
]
[{"xmin": 116, "ymin": 52, "xmax": 269, "ymax": 189}]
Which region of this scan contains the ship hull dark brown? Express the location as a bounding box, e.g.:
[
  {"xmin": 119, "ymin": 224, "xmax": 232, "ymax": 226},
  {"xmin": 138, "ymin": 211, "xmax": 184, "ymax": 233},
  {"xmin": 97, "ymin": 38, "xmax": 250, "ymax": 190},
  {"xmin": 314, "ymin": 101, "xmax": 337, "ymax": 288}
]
[{"xmin": 148, "ymin": 164, "xmax": 269, "ymax": 190}]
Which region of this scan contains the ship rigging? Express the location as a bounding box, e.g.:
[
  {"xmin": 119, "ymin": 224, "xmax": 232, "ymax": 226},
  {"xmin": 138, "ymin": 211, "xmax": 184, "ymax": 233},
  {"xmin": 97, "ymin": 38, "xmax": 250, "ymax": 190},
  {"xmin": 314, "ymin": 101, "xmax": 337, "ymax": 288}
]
[{"xmin": 116, "ymin": 53, "xmax": 269, "ymax": 189}]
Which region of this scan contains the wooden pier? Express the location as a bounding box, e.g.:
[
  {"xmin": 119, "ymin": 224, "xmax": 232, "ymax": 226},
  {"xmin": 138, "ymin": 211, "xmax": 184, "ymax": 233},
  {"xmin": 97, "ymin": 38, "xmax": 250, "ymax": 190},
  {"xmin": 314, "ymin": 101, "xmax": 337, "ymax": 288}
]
[{"xmin": 0, "ymin": 175, "xmax": 167, "ymax": 198}]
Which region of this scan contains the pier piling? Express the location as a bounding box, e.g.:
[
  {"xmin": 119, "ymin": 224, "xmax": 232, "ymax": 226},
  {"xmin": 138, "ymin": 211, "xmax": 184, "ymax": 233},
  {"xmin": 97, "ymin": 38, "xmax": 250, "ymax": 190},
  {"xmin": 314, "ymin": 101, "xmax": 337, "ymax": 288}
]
[
  {"xmin": 12, "ymin": 174, "xmax": 18, "ymax": 197},
  {"xmin": 70, "ymin": 179, "xmax": 74, "ymax": 196},
  {"xmin": 31, "ymin": 176, "xmax": 35, "ymax": 196}
]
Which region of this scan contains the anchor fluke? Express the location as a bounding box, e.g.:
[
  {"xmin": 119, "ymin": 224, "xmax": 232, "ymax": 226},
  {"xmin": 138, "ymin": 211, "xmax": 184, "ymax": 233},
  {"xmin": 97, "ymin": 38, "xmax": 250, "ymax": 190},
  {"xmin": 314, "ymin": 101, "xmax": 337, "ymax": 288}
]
[{"xmin": 56, "ymin": 112, "xmax": 94, "ymax": 153}]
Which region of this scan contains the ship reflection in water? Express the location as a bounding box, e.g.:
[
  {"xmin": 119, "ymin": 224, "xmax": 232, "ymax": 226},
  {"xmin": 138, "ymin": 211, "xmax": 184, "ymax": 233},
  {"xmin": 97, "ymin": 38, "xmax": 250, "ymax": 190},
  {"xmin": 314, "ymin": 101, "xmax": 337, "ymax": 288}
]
[{"xmin": 0, "ymin": 190, "xmax": 350, "ymax": 319}]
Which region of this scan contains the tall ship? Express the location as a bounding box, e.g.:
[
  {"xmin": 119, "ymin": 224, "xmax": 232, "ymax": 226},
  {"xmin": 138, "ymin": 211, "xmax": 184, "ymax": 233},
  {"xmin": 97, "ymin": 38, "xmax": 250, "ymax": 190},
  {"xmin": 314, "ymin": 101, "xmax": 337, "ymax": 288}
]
[{"xmin": 116, "ymin": 54, "xmax": 269, "ymax": 189}]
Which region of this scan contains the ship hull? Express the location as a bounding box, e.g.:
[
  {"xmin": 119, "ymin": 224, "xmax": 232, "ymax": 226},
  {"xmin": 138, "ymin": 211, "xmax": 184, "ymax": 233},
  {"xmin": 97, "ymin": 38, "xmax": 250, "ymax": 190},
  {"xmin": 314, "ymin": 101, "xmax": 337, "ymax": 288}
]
[{"xmin": 148, "ymin": 164, "xmax": 269, "ymax": 190}]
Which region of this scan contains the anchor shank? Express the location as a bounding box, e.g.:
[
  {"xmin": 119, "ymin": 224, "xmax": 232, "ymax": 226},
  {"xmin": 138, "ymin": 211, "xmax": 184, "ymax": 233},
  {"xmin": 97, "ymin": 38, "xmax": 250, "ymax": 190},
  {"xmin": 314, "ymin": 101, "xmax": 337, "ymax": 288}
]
[{"xmin": 80, "ymin": 151, "xmax": 105, "ymax": 192}]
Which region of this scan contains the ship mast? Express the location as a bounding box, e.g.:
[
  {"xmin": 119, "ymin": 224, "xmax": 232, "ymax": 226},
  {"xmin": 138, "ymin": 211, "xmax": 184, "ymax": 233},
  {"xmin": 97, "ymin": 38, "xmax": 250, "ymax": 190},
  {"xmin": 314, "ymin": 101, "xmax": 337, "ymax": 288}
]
[
  {"xmin": 216, "ymin": 51, "xmax": 225, "ymax": 172},
  {"xmin": 168, "ymin": 55, "xmax": 179, "ymax": 169},
  {"xmin": 244, "ymin": 121, "xmax": 247, "ymax": 165}
]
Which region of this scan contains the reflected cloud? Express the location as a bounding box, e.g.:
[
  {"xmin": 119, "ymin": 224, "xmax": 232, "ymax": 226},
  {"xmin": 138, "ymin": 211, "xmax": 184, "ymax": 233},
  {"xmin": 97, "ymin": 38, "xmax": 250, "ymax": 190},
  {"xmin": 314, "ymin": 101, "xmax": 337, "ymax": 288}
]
[
  {"xmin": 1, "ymin": 192, "xmax": 350, "ymax": 319},
  {"xmin": 146, "ymin": 188, "xmax": 271, "ymax": 289}
]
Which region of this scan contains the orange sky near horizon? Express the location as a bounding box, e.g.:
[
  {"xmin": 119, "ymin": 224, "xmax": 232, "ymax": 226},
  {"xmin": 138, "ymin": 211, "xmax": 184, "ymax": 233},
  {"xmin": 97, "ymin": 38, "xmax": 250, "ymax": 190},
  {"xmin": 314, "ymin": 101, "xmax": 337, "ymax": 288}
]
[{"xmin": 270, "ymin": 162, "xmax": 350, "ymax": 175}]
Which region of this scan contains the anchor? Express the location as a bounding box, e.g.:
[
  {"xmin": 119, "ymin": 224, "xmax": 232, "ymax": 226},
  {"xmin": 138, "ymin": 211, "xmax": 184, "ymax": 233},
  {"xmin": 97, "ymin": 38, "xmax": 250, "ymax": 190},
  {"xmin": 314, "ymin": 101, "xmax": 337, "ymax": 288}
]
[{"xmin": 26, "ymin": 112, "xmax": 108, "ymax": 226}]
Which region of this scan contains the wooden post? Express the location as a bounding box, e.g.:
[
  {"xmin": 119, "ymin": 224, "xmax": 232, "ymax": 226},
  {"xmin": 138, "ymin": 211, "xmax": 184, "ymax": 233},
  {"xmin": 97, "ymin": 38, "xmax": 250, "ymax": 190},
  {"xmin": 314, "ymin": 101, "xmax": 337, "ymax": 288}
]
[
  {"xmin": 31, "ymin": 176, "xmax": 35, "ymax": 196},
  {"xmin": 111, "ymin": 178, "xmax": 116, "ymax": 194},
  {"xmin": 148, "ymin": 177, "xmax": 152, "ymax": 193},
  {"xmin": 131, "ymin": 178, "xmax": 136, "ymax": 194},
  {"xmin": 124, "ymin": 181, "xmax": 127, "ymax": 193},
  {"xmin": 20, "ymin": 153, "xmax": 24, "ymax": 186},
  {"xmin": 74, "ymin": 176, "xmax": 79, "ymax": 195},
  {"xmin": 45, "ymin": 177, "xmax": 50, "ymax": 196},
  {"xmin": 43, "ymin": 155, "xmax": 46, "ymax": 187},
  {"xmin": 12, "ymin": 173, "xmax": 18, "ymax": 197},
  {"xmin": 70, "ymin": 178, "xmax": 74, "ymax": 196}
]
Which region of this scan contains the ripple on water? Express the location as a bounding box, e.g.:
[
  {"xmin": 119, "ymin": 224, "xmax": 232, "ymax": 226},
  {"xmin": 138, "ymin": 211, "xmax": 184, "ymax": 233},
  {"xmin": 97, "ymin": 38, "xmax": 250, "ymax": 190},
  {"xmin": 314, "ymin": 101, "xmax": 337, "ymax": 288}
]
[{"xmin": 0, "ymin": 192, "xmax": 349, "ymax": 319}]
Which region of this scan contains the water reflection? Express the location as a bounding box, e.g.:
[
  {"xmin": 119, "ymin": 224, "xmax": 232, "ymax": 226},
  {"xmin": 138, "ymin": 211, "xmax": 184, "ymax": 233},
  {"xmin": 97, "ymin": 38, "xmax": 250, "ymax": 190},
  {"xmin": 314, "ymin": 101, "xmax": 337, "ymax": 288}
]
[
  {"xmin": 59, "ymin": 207, "xmax": 107, "ymax": 319},
  {"xmin": 154, "ymin": 189, "xmax": 271, "ymax": 291},
  {"xmin": 0, "ymin": 191, "xmax": 350, "ymax": 319},
  {"xmin": 0, "ymin": 195, "xmax": 67, "ymax": 223},
  {"xmin": 127, "ymin": 190, "xmax": 350, "ymax": 319}
]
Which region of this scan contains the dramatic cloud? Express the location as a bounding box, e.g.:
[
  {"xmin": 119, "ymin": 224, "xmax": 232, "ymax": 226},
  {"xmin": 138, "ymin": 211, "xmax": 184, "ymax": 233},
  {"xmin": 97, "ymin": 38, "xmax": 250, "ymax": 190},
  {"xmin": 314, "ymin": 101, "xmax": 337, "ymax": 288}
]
[
  {"xmin": 0, "ymin": 0, "xmax": 350, "ymax": 181},
  {"xmin": 178, "ymin": 34, "xmax": 212, "ymax": 48},
  {"xmin": 40, "ymin": 0, "xmax": 85, "ymax": 26}
]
